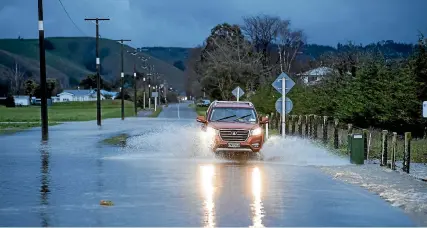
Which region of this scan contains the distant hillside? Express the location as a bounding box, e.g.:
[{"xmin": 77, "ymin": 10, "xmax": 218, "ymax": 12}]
[
  {"xmin": 0, "ymin": 37, "xmax": 186, "ymax": 92},
  {"xmin": 140, "ymin": 41, "xmax": 415, "ymax": 71},
  {"xmin": 140, "ymin": 47, "xmax": 190, "ymax": 71}
]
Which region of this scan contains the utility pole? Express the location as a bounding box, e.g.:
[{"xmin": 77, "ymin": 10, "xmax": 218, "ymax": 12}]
[
  {"xmin": 147, "ymin": 65, "xmax": 153, "ymax": 109},
  {"xmin": 115, "ymin": 39, "xmax": 131, "ymax": 120},
  {"xmin": 85, "ymin": 17, "xmax": 110, "ymax": 126},
  {"xmin": 164, "ymin": 79, "xmax": 167, "ymax": 105},
  {"xmin": 38, "ymin": 0, "xmax": 48, "ymax": 140},
  {"xmin": 133, "ymin": 63, "xmax": 137, "ymax": 116}
]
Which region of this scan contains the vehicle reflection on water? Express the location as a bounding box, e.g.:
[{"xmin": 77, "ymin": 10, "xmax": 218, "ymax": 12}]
[
  {"xmin": 199, "ymin": 163, "xmax": 265, "ymax": 228},
  {"xmin": 200, "ymin": 164, "xmax": 216, "ymax": 228},
  {"xmin": 250, "ymin": 166, "xmax": 264, "ymax": 228}
]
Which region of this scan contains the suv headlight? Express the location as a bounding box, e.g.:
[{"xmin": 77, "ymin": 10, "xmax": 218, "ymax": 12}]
[
  {"xmin": 250, "ymin": 127, "xmax": 262, "ymax": 136},
  {"xmin": 206, "ymin": 126, "xmax": 219, "ymax": 136}
]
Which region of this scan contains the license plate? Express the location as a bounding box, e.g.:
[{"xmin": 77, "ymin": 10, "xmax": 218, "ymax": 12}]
[{"xmin": 228, "ymin": 142, "xmax": 240, "ymax": 148}]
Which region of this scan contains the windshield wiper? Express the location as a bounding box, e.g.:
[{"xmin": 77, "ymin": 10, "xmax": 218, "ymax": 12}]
[
  {"xmin": 213, "ymin": 115, "xmax": 236, "ymax": 121},
  {"xmin": 235, "ymin": 114, "xmax": 252, "ymax": 121}
]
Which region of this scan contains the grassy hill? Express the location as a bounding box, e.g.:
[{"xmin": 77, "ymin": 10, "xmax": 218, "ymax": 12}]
[
  {"xmin": 0, "ymin": 37, "xmax": 186, "ymax": 92},
  {"xmin": 140, "ymin": 47, "xmax": 190, "ymax": 71}
]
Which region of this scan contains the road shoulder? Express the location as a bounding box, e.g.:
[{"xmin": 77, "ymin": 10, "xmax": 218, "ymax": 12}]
[{"xmin": 321, "ymin": 164, "xmax": 427, "ymax": 226}]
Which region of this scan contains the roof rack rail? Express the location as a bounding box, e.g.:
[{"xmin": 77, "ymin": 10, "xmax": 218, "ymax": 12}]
[{"xmin": 213, "ymin": 101, "xmax": 253, "ymax": 106}]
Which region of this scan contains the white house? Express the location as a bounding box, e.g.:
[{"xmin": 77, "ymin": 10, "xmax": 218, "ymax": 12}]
[
  {"xmin": 57, "ymin": 89, "xmax": 105, "ymax": 102},
  {"xmin": 100, "ymin": 90, "xmax": 119, "ymax": 100},
  {"xmin": 13, "ymin": 95, "xmax": 30, "ymax": 106},
  {"xmin": 297, "ymin": 67, "xmax": 335, "ymax": 85}
]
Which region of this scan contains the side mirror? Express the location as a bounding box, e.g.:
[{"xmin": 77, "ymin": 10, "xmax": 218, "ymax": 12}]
[
  {"xmin": 259, "ymin": 116, "xmax": 269, "ymax": 124},
  {"xmin": 196, "ymin": 115, "xmax": 207, "ymax": 123}
]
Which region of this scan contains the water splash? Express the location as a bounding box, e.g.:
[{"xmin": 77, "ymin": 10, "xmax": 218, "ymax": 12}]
[
  {"xmin": 260, "ymin": 135, "xmax": 350, "ymax": 166},
  {"xmin": 104, "ymin": 122, "xmax": 215, "ymax": 161},
  {"xmin": 105, "ymin": 121, "xmax": 350, "ymax": 167}
]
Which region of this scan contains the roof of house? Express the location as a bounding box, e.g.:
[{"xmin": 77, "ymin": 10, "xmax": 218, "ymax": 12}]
[
  {"xmin": 60, "ymin": 90, "xmax": 94, "ymax": 96},
  {"xmin": 13, "ymin": 95, "xmax": 30, "ymax": 99},
  {"xmin": 100, "ymin": 90, "xmax": 119, "ymax": 97},
  {"xmin": 297, "ymin": 66, "xmax": 334, "ymax": 76}
]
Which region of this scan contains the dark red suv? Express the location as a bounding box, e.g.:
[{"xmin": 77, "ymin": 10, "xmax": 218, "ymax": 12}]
[{"xmin": 196, "ymin": 101, "xmax": 268, "ymax": 156}]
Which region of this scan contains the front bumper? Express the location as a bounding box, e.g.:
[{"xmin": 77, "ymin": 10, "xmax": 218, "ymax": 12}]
[{"xmin": 211, "ymin": 134, "xmax": 264, "ymax": 153}]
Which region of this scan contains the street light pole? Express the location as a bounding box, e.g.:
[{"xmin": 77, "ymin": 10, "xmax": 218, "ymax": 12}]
[
  {"xmin": 38, "ymin": 0, "xmax": 48, "ymax": 140},
  {"xmin": 85, "ymin": 17, "xmax": 110, "ymax": 126},
  {"xmin": 133, "ymin": 63, "xmax": 137, "ymax": 116},
  {"xmin": 115, "ymin": 39, "xmax": 131, "ymax": 120},
  {"xmin": 143, "ymin": 76, "xmax": 146, "ymax": 109}
]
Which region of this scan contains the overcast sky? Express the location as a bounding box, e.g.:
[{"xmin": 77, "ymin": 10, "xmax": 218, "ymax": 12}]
[{"xmin": 1, "ymin": 0, "xmax": 426, "ymax": 48}]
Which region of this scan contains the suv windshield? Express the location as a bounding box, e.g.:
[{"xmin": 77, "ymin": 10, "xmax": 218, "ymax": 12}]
[{"xmin": 209, "ymin": 107, "xmax": 257, "ymax": 123}]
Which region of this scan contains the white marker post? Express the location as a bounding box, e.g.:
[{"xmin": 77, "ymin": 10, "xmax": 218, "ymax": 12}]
[
  {"xmin": 265, "ymin": 115, "xmax": 269, "ymax": 139},
  {"xmin": 154, "ymin": 96, "xmax": 157, "ymax": 111},
  {"xmin": 154, "ymin": 90, "xmax": 157, "ymax": 112},
  {"xmin": 281, "ymin": 77, "xmax": 286, "ymax": 137},
  {"xmin": 143, "ymin": 91, "xmax": 146, "ymax": 109}
]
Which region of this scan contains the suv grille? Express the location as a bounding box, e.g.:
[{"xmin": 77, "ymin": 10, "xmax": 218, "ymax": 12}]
[{"xmin": 219, "ymin": 129, "xmax": 249, "ymax": 142}]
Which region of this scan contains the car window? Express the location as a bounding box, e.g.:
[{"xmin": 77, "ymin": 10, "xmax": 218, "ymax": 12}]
[{"xmin": 209, "ymin": 107, "xmax": 257, "ymax": 123}]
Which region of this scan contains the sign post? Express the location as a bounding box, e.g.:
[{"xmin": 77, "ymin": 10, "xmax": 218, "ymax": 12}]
[
  {"xmin": 232, "ymin": 86, "xmax": 244, "ymax": 101},
  {"xmin": 152, "ymin": 91, "xmax": 158, "ymax": 111},
  {"xmin": 272, "ymin": 72, "xmax": 295, "ymax": 137}
]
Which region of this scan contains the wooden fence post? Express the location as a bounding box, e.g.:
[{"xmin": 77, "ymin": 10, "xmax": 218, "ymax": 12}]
[
  {"xmin": 313, "ymin": 115, "xmax": 318, "ymax": 140},
  {"xmin": 305, "ymin": 115, "xmax": 309, "ymax": 138},
  {"xmin": 298, "ymin": 115, "xmax": 303, "ymax": 136},
  {"xmin": 391, "ymin": 132, "xmax": 397, "ymax": 170},
  {"xmin": 362, "ymin": 129, "xmax": 368, "ymax": 160},
  {"xmin": 323, "ymin": 116, "xmax": 328, "ymax": 144},
  {"xmin": 285, "ymin": 115, "xmax": 289, "ymax": 135},
  {"xmin": 380, "ymin": 130, "xmax": 388, "ymax": 166},
  {"xmin": 347, "ymin": 124, "xmax": 353, "ymax": 135},
  {"xmin": 403, "ymin": 132, "xmax": 411, "ymax": 173},
  {"xmin": 334, "ymin": 118, "xmax": 339, "ymax": 149},
  {"xmin": 291, "ymin": 115, "xmax": 296, "ymax": 135}
]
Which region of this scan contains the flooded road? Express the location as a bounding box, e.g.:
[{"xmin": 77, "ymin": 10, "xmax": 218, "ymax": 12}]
[{"xmin": 0, "ymin": 103, "xmax": 416, "ymax": 226}]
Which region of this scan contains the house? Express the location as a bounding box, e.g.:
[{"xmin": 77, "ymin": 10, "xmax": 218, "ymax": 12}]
[
  {"xmin": 99, "ymin": 90, "xmax": 119, "ymax": 100},
  {"xmin": 57, "ymin": 89, "xmax": 105, "ymax": 102},
  {"xmin": 297, "ymin": 66, "xmax": 335, "ymax": 85},
  {"xmin": 13, "ymin": 95, "xmax": 30, "ymax": 106}
]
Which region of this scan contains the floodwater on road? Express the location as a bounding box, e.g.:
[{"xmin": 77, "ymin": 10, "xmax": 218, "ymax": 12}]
[{"xmin": 0, "ymin": 103, "xmax": 420, "ymax": 226}]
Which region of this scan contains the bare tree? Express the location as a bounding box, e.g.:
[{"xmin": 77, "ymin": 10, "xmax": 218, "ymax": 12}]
[
  {"xmin": 199, "ymin": 29, "xmax": 264, "ymax": 100},
  {"xmin": 242, "ymin": 14, "xmax": 282, "ymax": 67},
  {"xmin": 276, "ymin": 20, "xmax": 306, "ymax": 74},
  {"xmin": 319, "ymin": 42, "xmax": 367, "ymax": 77},
  {"xmin": 3, "ymin": 62, "xmax": 26, "ymax": 95}
]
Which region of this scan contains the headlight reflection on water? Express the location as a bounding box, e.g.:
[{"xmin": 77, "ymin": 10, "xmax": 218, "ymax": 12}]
[
  {"xmin": 250, "ymin": 167, "xmax": 265, "ymax": 228},
  {"xmin": 200, "ymin": 165, "xmax": 216, "ymax": 228}
]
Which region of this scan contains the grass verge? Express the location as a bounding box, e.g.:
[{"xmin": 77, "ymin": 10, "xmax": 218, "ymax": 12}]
[
  {"xmin": 0, "ymin": 100, "xmax": 135, "ymax": 122},
  {"xmin": 101, "ymin": 133, "xmax": 129, "ymax": 146},
  {"xmin": 148, "ymin": 107, "xmax": 163, "ymax": 117},
  {"xmin": 188, "ymin": 104, "xmax": 208, "ymax": 116},
  {"xmin": 0, "ymin": 122, "xmax": 61, "ymax": 135}
]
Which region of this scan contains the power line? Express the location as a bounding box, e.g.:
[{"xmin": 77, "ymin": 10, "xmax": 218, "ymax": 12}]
[{"xmin": 57, "ymin": 0, "xmax": 87, "ymax": 36}]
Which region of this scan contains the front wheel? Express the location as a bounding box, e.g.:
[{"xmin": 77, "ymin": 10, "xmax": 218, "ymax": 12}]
[{"xmin": 249, "ymin": 152, "xmax": 264, "ymax": 161}]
